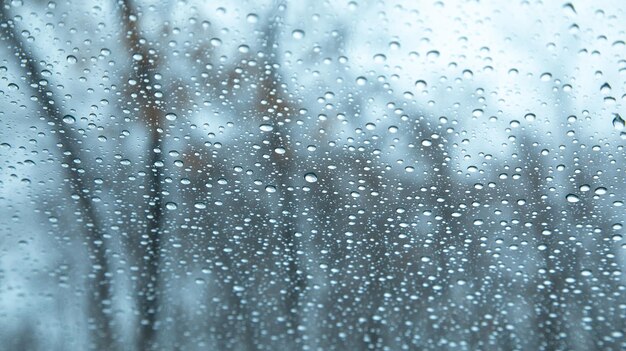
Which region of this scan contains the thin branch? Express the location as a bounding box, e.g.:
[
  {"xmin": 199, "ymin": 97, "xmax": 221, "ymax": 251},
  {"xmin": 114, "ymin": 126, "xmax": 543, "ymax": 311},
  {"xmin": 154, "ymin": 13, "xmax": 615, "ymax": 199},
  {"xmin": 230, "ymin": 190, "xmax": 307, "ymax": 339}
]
[
  {"xmin": 261, "ymin": 2, "xmax": 307, "ymax": 341},
  {"xmin": 117, "ymin": 0, "xmax": 164, "ymax": 349},
  {"xmin": 0, "ymin": 5, "xmax": 114, "ymax": 349}
]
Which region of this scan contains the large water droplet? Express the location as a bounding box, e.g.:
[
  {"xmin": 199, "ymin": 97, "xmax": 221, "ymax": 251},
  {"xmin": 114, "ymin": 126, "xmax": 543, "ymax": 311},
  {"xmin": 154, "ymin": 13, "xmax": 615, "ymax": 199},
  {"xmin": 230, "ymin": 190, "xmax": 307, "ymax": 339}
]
[
  {"xmin": 63, "ymin": 115, "xmax": 76, "ymax": 124},
  {"xmin": 259, "ymin": 124, "xmax": 274, "ymax": 132},
  {"xmin": 246, "ymin": 13, "xmax": 258, "ymax": 23},
  {"xmin": 292, "ymin": 30, "xmax": 305, "ymax": 40},
  {"xmin": 304, "ymin": 172, "xmax": 318, "ymax": 183},
  {"xmin": 612, "ymin": 114, "xmax": 625, "ymax": 130},
  {"xmin": 566, "ymin": 194, "xmax": 580, "ymax": 203}
]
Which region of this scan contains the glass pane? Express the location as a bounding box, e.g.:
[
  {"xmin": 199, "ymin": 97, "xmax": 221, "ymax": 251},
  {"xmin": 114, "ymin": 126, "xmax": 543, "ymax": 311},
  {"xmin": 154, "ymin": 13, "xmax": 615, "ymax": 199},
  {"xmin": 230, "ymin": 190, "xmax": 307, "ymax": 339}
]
[{"xmin": 1, "ymin": 0, "xmax": 625, "ymax": 350}]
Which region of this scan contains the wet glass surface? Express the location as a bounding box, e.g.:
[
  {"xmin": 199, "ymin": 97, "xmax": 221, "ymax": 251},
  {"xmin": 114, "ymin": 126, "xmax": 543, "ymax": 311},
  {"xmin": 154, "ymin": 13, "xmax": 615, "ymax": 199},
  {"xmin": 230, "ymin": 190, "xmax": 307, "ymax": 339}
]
[{"xmin": 0, "ymin": 1, "xmax": 625, "ymax": 350}]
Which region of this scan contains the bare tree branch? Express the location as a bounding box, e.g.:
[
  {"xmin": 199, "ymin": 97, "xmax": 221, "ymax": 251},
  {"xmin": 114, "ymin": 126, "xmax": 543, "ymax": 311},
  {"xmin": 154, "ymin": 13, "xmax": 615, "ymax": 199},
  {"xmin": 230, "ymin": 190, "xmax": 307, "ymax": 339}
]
[
  {"xmin": 117, "ymin": 0, "xmax": 164, "ymax": 349},
  {"xmin": 0, "ymin": 5, "xmax": 114, "ymax": 349}
]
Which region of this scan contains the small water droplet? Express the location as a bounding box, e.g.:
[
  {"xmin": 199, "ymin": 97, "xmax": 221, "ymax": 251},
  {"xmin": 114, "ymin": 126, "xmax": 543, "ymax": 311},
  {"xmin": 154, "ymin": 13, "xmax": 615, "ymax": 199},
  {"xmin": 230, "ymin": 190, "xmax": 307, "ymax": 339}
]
[{"xmin": 165, "ymin": 113, "xmax": 177, "ymax": 121}]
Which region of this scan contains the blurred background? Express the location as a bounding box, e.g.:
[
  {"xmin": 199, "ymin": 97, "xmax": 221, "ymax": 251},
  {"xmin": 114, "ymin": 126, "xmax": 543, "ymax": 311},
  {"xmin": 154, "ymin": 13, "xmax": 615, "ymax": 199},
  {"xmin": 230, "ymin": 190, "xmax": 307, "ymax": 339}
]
[{"xmin": 0, "ymin": 0, "xmax": 625, "ymax": 350}]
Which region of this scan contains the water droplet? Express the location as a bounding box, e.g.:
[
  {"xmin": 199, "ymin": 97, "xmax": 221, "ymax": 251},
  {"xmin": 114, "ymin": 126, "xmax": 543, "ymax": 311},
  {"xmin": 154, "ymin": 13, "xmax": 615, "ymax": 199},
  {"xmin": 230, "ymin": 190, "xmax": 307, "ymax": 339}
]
[
  {"xmin": 66, "ymin": 55, "xmax": 77, "ymax": 64},
  {"xmin": 165, "ymin": 113, "xmax": 177, "ymax": 121},
  {"xmin": 472, "ymin": 109, "xmax": 484, "ymax": 118},
  {"xmin": 566, "ymin": 194, "xmax": 580, "ymax": 203},
  {"xmin": 414, "ymin": 80, "xmax": 427, "ymax": 90},
  {"xmin": 612, "ymin": 114, "xmax": 625, "ymax": 130},
  {"xmin": 356, "ymin": 76, "xmax": 367, "ymax": 86},
  {"xmin": 165, "ymin": 202, "xmax": 178, "ymax": 210},
  {"xmin": 210, "ymin": 38, "xmax": 222, "ymax": 47},
  {"xmin": 238, "ymin": 45, "xmax": 250, "ymax": 53},
  {"xmin": 594, "ymin": 187, "xmax": 607, "ymax": 195},
  {"xmin": 292, "ymin": 30, "xmax": 305, "ymax": 40},
  {"xmin": 524, "ymin": 113, "xmax": 536, "ymax": 122},
  {"xmin": 259, "ymin": 124, "xmax": 274, "ymax": 132},
  {"xmin": 246, "ymin": 13, "xmax": 258, "ymax": 23},
  {"xmin": 562, "ymin": 3, "xmax": 577, "ymax": 15},
  {"xmin": 304, "ymin": 172, "xmax": 318, "ymax": 183},
  {"xmin": 373, "ymin": 54, "xmax": 386, "ymax": 63},
  {"xmin": 194, "ymin": 202, "xmax": 207, "ymax": 209},
  {"xmin": 62, "ymin": 115, "xmax": 76, "ymax": 124},
  {"xmin": 426, "ymin": 50, "xmax": 440, "ymax": 59},
  {"xmin": 265, "ymin": 185, "xmax": 277, "ymax": 193},
  {"xmin": 540, "ymin": 72, "xmax": 552, "ymax": 81}
]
